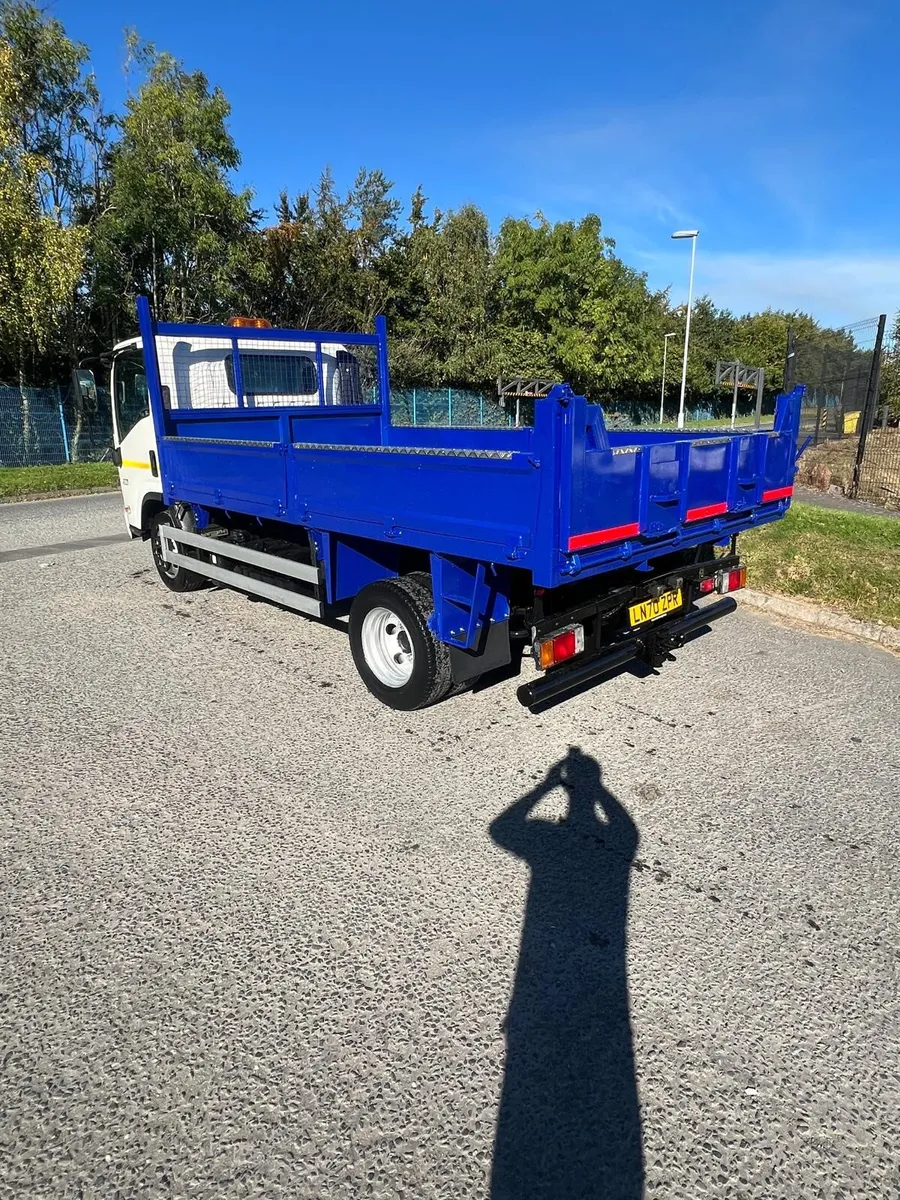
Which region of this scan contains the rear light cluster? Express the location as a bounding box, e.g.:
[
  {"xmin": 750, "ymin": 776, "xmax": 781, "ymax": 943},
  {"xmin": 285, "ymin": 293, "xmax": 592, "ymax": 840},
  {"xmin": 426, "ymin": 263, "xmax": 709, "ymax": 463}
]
[
  {"xmin": 533, "ymin": 567, "xmax": 747, "ymax": 673},
  {"xmin": 535, "ymin": 624, "xmax": 585, "ymax": 670},
  {"xmin": 696, "ymin": 566, "xmax": 748, "ymax": 595},
  {"xmin": 699, "ymin": 566, "xmax": 748, "ymax": 594},
  {"xmin": 717, "ymin": 566, "xmax": 747, "ymax": 594}
]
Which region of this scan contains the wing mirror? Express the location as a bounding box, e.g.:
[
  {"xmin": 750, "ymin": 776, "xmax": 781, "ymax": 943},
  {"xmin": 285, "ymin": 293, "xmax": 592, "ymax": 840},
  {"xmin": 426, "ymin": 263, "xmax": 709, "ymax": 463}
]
[{"xmin": 72, "ymin": 368, "xmax": 97, "ymax": 406}]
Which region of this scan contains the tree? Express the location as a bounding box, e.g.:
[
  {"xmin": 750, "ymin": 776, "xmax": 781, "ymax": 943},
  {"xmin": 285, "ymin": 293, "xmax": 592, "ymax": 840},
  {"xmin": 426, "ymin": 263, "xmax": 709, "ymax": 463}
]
[
  {"xmin": 390, "ymin": 202, "xmax": 498, "ymax": 386},
  {"xmin": 0, "ymin": 4, "xmax": 883, "ymax": 445},
  {"xmin": 0, "ymin": 1, "xmax": 105, "ymax": 223},
  {"xmin": 583, "ymin": 253, "xmax": 669, "ymax": 402},
  {"xmin": 674, "ymin": 296, "xmax": 736, "ymax": 398},
  {"xmin": 0, "ymin": 1, "xmax": 116, "ymax": 462},
  {"xmin": 494, "ymin": 213, "xmax": 668, "ymax": 401},
  {"xmin": 0, "ymin": 1, "xmax": 108, "ymax": 390},
  {"xmin": 0, "ymin": 39, "xmax": 85, "ymax": 456},
  {"xmin": 94, "ymin": 37, "xmax": 258, "ymax": 332},
  {"xmin": 256, "ymin": 167, "xmax": 402, "ymax": 334}
]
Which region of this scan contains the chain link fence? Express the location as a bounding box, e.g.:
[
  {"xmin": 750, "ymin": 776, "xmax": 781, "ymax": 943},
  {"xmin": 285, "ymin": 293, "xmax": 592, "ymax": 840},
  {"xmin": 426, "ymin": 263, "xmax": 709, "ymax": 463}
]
[
  {"xmin": 602, "ymin": 393, "xmax": 778, "ymax": 430},
  {"xmin": 390, "ymin": 388, "xmax": 513, "ymax": 428},
  {"xmin": 0, "ymin": 384, "xmax": 114, "ymax": 467},
  {"xmin": 788, "ymin": 315, "xmax": 898, "ymax": 510},
  {"xmin": 9, "ymin": 334, "xmax": 897, "ymax": 512},
  {"xmin": 0, "ymin": 381, "xmax": 512, "ymax": 469}
]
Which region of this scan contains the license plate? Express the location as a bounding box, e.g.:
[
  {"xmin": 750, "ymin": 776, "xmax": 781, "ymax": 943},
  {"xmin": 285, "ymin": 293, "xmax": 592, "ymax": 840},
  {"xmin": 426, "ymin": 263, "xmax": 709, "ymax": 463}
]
[{"xmin": 628, "ymin": 587, "xmax": 683, "ymax": 627}]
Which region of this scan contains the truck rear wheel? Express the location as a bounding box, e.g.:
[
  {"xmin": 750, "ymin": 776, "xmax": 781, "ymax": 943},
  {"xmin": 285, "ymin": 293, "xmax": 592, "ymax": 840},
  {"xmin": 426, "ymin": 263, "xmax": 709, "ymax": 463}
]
[
  {"xmin": 349, "ymin": 573, "xmax": 453, "ymax": 710},
  {"xmin": 150, "ymin": 506, "xmax": 207, "ymax": 593}
]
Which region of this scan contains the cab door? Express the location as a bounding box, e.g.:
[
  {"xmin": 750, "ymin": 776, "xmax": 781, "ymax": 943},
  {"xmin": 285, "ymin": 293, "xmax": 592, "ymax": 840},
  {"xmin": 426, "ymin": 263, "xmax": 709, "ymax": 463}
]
[{"xmin": 111, "ymin": 347, "xmax": 160, "ymax": 536}]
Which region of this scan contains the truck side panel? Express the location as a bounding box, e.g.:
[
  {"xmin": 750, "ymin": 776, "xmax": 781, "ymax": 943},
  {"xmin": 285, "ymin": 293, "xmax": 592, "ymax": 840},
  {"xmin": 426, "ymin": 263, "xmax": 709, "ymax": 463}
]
[
  {"xmin": 163, "ymin": 439, "xmax": 288, "ymax": 516},
  {"xmin": 288, "ymin": 443, "xmax": 541, "ymax": 562}
]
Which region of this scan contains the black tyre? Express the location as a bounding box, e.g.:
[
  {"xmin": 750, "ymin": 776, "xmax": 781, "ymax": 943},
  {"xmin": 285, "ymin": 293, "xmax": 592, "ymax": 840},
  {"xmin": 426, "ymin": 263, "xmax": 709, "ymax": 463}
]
[
  {"xmin": 150, "ymin": 506, "xmax": 207, "ymax": 593},
  {"xmin": 349, "ymin": 572, "xmax": 453, "ymax": 710}
]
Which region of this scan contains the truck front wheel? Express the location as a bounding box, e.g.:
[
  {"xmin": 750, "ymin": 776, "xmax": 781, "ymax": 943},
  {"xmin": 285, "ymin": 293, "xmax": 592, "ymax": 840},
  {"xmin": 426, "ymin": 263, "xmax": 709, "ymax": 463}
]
[
  {"xmin": 349, "ymin": 573, "xmax": 453, "ymax": 710},
  {"xmin": 150, "ymin": 506, "xmax": 207, "ymax": 593}
]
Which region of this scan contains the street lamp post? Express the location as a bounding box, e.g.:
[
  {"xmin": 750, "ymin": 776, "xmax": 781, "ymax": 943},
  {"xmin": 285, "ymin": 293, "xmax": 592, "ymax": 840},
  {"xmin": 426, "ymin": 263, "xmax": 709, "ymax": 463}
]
[
  {"xmin": 671, "ymin": 229, "xmax": 699, "ymax": 430},
  {"xmin": 660, "ymin": 332, "xmax": 676, "ymax": 424}
]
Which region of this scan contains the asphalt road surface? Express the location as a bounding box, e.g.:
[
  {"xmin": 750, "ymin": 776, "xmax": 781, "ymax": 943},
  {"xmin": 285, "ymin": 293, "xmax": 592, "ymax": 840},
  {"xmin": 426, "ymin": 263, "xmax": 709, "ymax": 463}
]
[{"xmin": 2, "ymin": 494, "xmax": 898, "ymax": 1200}]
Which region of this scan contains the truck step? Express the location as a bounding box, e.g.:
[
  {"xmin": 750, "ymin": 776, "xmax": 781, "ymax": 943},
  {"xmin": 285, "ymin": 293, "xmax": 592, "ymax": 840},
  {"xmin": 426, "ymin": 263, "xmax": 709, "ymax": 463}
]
[{"xmin": 159, "ymin": 526, "xmax": 323, "ymax": 617}]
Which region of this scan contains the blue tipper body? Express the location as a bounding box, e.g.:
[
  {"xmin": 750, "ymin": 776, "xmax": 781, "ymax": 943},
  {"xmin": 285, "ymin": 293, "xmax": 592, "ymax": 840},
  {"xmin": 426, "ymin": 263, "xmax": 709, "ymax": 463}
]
[{"xmin": 137, "ymin": 297, "xmax": 802, "ymax": 655}]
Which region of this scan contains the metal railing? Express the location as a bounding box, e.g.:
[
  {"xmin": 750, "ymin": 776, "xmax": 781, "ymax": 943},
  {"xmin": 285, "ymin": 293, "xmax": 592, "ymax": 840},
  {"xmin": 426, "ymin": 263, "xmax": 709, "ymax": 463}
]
[
  {"xmin": 0, "ymin": 384, "xmax": 113, "ymax": 467},
  {"xmin": 391, "ymin": 388, "xmax": 512, "ymax": 428},
  {"xmin": 788, "ymin": 315, "xmax": 899, "ymax": 509}
]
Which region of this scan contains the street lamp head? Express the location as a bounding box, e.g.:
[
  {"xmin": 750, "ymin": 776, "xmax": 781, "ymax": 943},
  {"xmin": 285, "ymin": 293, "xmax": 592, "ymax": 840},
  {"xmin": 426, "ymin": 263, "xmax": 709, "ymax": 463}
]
[
  {"xmin": 664, "ymin": 331, "xmax": 676, "ymax": 339},
  {"xmin": 671, "ymin": 229, "xmax": 699, "ymax": 239}
]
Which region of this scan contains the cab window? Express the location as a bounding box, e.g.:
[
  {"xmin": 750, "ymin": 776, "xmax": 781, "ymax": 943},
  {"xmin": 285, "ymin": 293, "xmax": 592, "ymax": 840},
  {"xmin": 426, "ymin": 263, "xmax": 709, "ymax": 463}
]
[
  {"xmin": 225, "ymin": 352, "xmax": 318, "ymax": 397},
  {"xmin": 113, "ymin": 350, "xmax": 149, "ymax": 440}
]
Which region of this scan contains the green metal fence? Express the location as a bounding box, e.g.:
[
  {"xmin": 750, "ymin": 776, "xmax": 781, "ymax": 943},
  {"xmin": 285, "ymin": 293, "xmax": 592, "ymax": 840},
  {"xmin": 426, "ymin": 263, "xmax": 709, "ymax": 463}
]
[
  {"xmin": 391, "ymin": 388, "xmax": 513, "ymax": 427},
  {"xmin": 2, "ymin": 380, "xmax": 781, "ymax": 469}
]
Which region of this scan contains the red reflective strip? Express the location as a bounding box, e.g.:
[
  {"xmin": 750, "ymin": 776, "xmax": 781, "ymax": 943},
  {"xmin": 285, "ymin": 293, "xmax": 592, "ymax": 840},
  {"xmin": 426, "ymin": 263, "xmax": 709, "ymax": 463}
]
[
  {"xmin": 762, "ymin": 485, "xmax": 793, "ymax": 503},
  {"xmin": 568, "ymin": 521, "xmax": 640, "ymax": 552},
  {"xmin": 686, "ymin": 502, "xmax": 728, "ymax": 522}
]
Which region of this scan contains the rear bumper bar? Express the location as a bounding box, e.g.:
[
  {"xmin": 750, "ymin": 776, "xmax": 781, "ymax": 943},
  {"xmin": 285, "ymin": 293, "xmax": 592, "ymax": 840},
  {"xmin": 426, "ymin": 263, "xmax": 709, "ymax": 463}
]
[{"xmin": 517, "ymin": 596, "xmax": 738, "ymax": 708}]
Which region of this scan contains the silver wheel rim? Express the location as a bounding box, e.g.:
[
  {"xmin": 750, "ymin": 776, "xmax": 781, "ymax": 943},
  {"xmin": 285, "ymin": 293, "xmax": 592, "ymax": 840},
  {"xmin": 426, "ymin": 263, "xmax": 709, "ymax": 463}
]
[
  {"xmin": 156, "ymin": 523, "xmax": 179, "ymax": 578},
  {"xmin": 361, "ymin": 606, "xmax": 415, "ymax": 687}
]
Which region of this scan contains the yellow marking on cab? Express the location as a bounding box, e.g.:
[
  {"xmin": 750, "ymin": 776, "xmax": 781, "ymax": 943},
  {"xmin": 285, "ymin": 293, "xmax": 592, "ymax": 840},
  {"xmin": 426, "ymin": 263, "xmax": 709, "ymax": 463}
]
[{"xmin": 121, "ymin": 459, "xmax": 151, "ymax": 470}]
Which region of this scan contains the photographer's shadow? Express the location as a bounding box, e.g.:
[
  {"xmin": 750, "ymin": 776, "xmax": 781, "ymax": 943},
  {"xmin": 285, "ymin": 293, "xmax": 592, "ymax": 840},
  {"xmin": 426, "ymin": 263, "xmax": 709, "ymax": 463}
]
[{"xmin": 489, "ymin": 747, "xmax": 644, "ymax": 1200}]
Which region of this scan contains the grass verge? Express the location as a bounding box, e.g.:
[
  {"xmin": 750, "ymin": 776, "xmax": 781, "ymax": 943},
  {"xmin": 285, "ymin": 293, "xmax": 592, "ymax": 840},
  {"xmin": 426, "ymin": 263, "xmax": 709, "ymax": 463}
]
[
  {"xmin": 0, "ymin": 462, "xmax": 118, "ymax": 499},
  {"xmin": 682, "ymin": 415, "xmax": 760, "ymax": 430},
  {"xmin": 741, "ymin": 502, "xmax": 900, "ymax": 628}
]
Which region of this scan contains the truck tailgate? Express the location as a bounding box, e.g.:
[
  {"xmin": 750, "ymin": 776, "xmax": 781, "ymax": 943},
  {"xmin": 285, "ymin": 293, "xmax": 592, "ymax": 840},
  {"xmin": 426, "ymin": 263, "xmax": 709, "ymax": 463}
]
[{"xmin": 562, "ymin": 392, "xmax": 801, "ymax": 559}]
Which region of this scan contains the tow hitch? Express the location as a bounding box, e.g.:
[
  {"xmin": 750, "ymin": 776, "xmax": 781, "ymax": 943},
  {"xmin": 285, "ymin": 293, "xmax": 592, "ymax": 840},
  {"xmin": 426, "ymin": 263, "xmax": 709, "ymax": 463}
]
[{"xmin": 517, "ymin": 596, "xmax": 738, "ymax": 708}]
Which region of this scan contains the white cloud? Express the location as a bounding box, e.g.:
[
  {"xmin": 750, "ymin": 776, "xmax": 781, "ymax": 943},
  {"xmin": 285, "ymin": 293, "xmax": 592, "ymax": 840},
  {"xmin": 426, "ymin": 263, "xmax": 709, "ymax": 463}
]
[{"xmin": 641, "ymin": 249, "xmax": 900, "ymax": 325}]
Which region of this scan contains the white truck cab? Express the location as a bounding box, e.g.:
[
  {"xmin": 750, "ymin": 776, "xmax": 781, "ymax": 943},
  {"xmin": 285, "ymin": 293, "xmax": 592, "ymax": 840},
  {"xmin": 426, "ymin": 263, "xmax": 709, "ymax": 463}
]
[
  {"xmin": 110, "ymin": 336, "xmax": 157, "ymax": 536},
  {"xmin": 108, "ymin": 328, "xmax": 362, "ymax": 538}
]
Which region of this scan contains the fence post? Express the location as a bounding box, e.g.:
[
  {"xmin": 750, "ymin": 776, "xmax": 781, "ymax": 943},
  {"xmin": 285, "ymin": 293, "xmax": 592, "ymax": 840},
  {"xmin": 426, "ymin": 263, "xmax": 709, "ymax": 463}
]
[
  {"xmin": 412, "ymin": 387, "xmax": 417, "ymax": 426},
  {"xmin": 58, "ymin": 394, "xmax": 71, "ymax": 463},
  {"xmin": 448, "ymin": 387, "xmax": 452, "ymax": 427},
  {"xmin": 850, "ymin": 313, "xmax": 887, "ymax": 498},
  {"xmin": 479, "ymin": 394, "xmax": 484, "ymax": 425},
  {"xmin": 754, "ymin": 369, "xmax": 765, "ymax": 429}
]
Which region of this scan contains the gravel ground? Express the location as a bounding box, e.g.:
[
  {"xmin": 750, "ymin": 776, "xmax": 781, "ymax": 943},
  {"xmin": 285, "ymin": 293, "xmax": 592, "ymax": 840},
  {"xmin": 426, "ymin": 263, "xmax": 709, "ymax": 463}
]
[{"xmin": 1, "ymin": 495, "xmax": 898, "ymax": 1200}]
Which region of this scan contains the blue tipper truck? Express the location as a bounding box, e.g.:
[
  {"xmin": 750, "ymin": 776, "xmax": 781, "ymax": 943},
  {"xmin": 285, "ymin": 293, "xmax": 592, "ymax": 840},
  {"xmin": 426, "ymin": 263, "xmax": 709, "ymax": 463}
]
[{"xmin": 106, "ymin": 297, "xmax": 802, "ymax": 710}]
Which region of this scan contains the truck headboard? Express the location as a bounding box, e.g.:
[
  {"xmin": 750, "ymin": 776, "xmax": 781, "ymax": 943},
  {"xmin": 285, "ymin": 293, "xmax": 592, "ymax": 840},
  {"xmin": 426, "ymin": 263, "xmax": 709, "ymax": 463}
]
[{"xmin": 136, "ymin": 295, "xmax": 391, "ymax": 424}]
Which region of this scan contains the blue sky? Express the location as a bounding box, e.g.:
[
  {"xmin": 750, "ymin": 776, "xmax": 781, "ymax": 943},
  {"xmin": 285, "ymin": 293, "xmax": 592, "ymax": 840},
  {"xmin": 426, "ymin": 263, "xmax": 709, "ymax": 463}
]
[{"xmin": 57, "ymin": 0, "xmax": 899, "ymax": 326}]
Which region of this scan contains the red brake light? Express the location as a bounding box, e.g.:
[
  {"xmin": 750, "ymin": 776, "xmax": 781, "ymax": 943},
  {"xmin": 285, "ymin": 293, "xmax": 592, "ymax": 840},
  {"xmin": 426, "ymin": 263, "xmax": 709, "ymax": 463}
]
[
  {"xmin": 699, "ymin": 577, "xmax": 716, "ymax": 594},
  {"xmin": 553, "ymin": 629, "xmax": 577, "ymax": 661}
]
